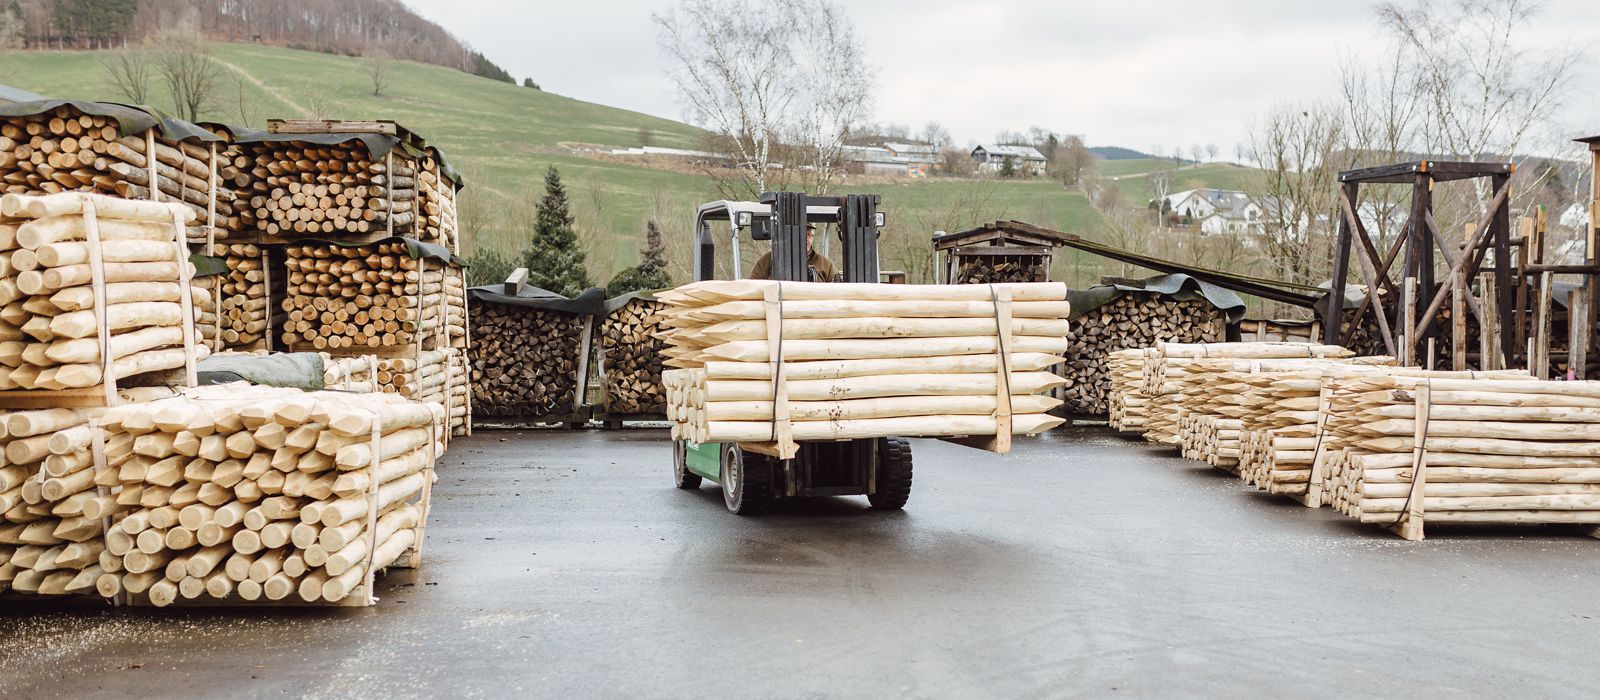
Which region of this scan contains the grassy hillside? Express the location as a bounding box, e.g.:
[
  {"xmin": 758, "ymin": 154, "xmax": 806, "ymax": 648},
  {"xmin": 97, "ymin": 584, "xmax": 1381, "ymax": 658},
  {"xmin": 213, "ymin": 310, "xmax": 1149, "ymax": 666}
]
[{"xmin": 2, "ymin": 42, "xmax": 1161, "ymax": 287}]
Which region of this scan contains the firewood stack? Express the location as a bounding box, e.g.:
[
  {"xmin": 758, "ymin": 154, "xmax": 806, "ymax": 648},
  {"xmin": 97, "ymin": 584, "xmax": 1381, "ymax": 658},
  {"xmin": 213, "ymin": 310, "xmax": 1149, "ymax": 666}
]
[
  {"xmin": 242, "ymin": 142, "xmax": 420, "ymax": 239},
  {"xmin": 92, "ymin": 385, "xmax": 441, "ymax": 605},
  {"xmin": 1317, "ymin": 375, "xmax": 1600, "ymax": 539},
  {"xmin": 955, "ymin": 257, "xmax": 1046, "ymax": 284},
  {"xmin": 1060, "ymin": 293, "xmax": 1225, "ymax": 415},
  {"xmin": 469, "ymin": 303, "xmax": 589, "ymax": 419},
  {"xmin": 279, "ymin": 242, "xmax": 461, "ymax": 351},
  {"xmin": 0, "ymin": 389, "xmax": 174, "ymax": 596},
  {"xmin": 416, "ymin": 151, "xmax": 459, "ymax": 252},
  {"xmin": 0, "ymin": 192, "xmax": 208, "ymax": 393},
  {"xmin": 1105, "ymin": 348, "xmax": 1148, "ymax": 434},
  {"xmin": 600, "ymin": 297, "xmax": 668, "ymax": 416},
  {"xmin": 658, "ymin": 280, "xmax": 1070, "ymax": 451},
  {"xmin": 206, "ymin": 243, "xmax": 275, "ymax": 350},
  {"xmin": 1139, "ymin": 343, "xmax": 1354, "ymax": 449},
  {"xmin": 0, "ymin": 105, "xmax": 242, "ymax": 242}
]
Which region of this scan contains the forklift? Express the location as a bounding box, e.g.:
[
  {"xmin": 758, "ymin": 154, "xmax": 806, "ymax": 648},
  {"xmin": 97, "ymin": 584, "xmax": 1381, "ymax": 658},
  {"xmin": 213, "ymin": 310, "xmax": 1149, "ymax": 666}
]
[{"xmin": 672, "ymin": 191, "xmax": 915, "ymax": 514}]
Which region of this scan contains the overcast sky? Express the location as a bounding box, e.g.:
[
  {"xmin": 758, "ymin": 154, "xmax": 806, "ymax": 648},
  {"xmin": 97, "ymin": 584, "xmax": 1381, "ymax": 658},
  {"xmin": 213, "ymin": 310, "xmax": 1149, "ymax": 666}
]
[{"xmin": 404, "ymin": 0, "xmax": 1599, "ymax": 155}]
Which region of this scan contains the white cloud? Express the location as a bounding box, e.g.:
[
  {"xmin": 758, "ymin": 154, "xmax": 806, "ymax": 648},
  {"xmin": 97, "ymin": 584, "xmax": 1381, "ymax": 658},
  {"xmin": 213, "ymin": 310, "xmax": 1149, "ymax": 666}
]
[{"xmin": 404, "ymin": 0, "xmax": 1600, "ymax": 153}]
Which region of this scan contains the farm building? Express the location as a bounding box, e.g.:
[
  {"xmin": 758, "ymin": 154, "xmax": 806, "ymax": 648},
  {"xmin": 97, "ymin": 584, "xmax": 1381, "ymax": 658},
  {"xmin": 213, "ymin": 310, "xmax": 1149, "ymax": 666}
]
[{"xmin": 971, "ymin": 144, "xmax": 1048, "ymax": 176}]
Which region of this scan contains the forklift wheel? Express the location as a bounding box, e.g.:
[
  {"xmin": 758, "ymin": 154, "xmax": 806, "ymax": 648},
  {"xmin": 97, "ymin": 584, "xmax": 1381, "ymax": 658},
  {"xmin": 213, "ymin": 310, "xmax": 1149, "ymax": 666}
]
[
  {"xmin": 673, "ymin": 440, "xmax": 701, "ymax": 489},
  {"xmin": 868, "ymin": 437, "xmax": 913, "ymax": 510},
  {"xmin": 721, "ymin": 444, "xmax": 772, "ymax": 515}
]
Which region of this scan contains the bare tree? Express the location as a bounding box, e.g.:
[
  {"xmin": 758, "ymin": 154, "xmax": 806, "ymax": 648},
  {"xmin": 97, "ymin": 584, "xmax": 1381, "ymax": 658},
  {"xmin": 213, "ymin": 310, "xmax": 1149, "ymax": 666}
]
[
  {"xmin": 150, "ymin": 19, "xmax": 222, "ymax": 121},
  {"xmin": 654, "ymin": 0, "xmax": 874, "ymax": 198},
  {"xmin": 920, "ymin": 122, "xmax": 950, "ymax": 151},
  {"xmin": 1205, "ymin": 143, "xmax": 1219, "ymax": 162},
  {"xmin": 1249, "ymin": 102, "xmax": 1346, "ymax": 298},
  {"xmin": 101, "ymin": 50, "xmax": 154, "ymax": 105},
  {"xmin": 938, "ymin": 147, "xmax": 974, "ymax": 177},
  {"xmin": 364, "ymin": 50, "xmax": 393, "ymax": 97},
  {"xmin": 303, "ymin": 84, "xmax": 339, "ymax": 119},
  {"xmin": 1052, "ymin": 135, "xmax": 1096, "ymax": 186},
  {"xmin": 1149, "ymin": 163, "xmax": 1176, "ymax": 230}
]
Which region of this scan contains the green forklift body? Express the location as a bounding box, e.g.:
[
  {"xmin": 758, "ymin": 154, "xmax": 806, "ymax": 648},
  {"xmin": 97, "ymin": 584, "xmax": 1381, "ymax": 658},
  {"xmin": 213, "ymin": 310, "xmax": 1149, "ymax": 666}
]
[{"xmin": 684, "ymin": 441, "xmax": 722, "ymax": 482}]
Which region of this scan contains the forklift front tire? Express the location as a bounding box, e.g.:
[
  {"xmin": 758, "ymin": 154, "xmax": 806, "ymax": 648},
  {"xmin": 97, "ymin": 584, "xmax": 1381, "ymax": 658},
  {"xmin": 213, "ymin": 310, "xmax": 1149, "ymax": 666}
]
[
  {"xmin": 721, "ymin": 444, "xmax": 772, "ymax": 515},
  {"xmin": 673, "ymin": 440, "xmax": 701, "ymax": 489}
]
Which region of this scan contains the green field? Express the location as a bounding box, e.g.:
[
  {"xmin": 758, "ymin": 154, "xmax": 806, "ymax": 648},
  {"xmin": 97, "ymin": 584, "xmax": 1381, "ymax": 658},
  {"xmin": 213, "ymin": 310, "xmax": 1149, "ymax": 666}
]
[
  {"xmin": 1112, "ymin": 163, "xmax": 1265, "ymax": 202},
  {"xmin": 3, "ymin": 43, "xmax": 1245, "ymax": 289}
]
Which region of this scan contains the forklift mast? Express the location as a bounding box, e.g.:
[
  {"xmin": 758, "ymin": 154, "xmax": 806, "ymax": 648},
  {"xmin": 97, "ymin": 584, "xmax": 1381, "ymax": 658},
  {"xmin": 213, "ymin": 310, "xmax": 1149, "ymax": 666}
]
[{"xmin": 761, "ymin": 191, "xmax": 881, "ymax": 283}]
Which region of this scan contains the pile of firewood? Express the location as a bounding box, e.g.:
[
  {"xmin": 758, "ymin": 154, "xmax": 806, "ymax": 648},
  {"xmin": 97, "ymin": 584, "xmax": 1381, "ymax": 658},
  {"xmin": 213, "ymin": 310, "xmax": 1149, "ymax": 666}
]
[
  {"xmin": 90, "ymin": 385, "xmax": 441, "ymax": 605},
  {"xmin": 1319, "ymin": 374, "xmax": 1600, "ymax": 539},
  {"xmin": 955, "ymin": 257, "xmax": 1046, "ymax": 284},
  {"xmin": 469, "ymin": 302, "xmax": 589, "ymax": 419},
  {"xmin": 279, "ymin": 242, "xmax": 462, "ymax": 351},
  {"xmin": 1061, "ymin": 293, "xmax": 1226, "ymax": 415},
  {"xmin": 0, "ymin": 388, "xmax": 174, "ymax": 596},
  {"xmin": 600, "ymin": 298, "xmax": 667, "ymax": 416},
  {"xmin": 1105, "ymin": 349, "xmax": 1147, "ymax": 433},
  {"xmin": 0, "ymin": 192, "xmax": 208, "ymax": 393},
  {"xmin": 1, "ymin": 105, "xmax": 241, "ymax": 241},
  {"xmin": 659, "ymin": 280, "xmax": 1070, "ymax": 453},
  {"xmin": 241, "ymin": 142, "xmax": 418, "ymax": 238}
]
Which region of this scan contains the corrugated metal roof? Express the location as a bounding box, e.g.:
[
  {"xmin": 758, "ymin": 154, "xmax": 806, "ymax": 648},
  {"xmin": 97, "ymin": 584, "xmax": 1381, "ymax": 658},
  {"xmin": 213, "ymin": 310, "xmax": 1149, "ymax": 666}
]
[{"xmin": 974, "ymin": 144, "xmax": 1047, "ymax": 160}]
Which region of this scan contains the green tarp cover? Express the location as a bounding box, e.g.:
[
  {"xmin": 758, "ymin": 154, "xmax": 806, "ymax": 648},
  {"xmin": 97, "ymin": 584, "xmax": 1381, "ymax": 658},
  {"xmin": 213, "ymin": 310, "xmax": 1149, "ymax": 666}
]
[
  {"xmin": 0, "ymin": 99, "xmax": 221, "ymax": 143},
  {"xmin": 197, "ymin": 352, "xmax": 326, "ymax": 390},
  {"xmin": 0, "ymin": 84, "xmax": 47, "ymax": 104},
  {"xmin": 189, "ymin": 254, "xmax": 230, "ymax": 278},
  {"xmin": 469, "ymin": 284, "xmax": 606, "ymax": 316},
  {"xmin": 1067, "ymin": 273, "xmax": 1247, "ymax": 324}
]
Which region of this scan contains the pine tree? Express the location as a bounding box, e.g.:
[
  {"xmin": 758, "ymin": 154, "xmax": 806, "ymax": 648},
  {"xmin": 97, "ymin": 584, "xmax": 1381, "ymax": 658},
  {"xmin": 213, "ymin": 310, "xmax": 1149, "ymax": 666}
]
[
  {"xmin": 606, "ymin": 220, "xmax": 673, "ymax": 296},
  {"xmin": 521, "ymin": 166, "xmax": 591, "ymax": 297}
]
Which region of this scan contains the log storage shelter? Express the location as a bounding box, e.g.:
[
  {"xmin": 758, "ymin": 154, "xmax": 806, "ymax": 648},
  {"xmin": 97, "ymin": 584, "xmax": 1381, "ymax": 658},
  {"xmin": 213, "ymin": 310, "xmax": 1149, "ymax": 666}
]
[
  {"xmin": 933, "ymin": 221, "xmax": 1068, "ymax": 284},
  {"xmin": 468, "ymin": 273, "xmax": 602, "ymax": 426}
]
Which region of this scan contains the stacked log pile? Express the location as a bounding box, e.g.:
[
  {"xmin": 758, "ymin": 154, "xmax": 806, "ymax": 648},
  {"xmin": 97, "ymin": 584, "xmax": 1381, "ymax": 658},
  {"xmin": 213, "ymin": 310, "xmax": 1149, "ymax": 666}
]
[
  {"xmin": 377, "ymin": 348, "xmax": 467, "ymax": 432},
  {"xmin": 0, "ymin": 192, "xmax": 208, "ymax": 394},
  {"xmin": 1139, "ymin": 343, "xmax": 1354, "ymax": 449},
  {"xmin": 1319, "ymin": 375, "xmax": 1600, "ymax": 539},
  {"xmin": 207, "ymin": 243, "xmax": 275, "ymax": 350},
  {"xmin": 659, "ymin": 280, "xmax": 1070, "ymax": 452},
  {"xmin": 0, "ymin": 105, "xmax": 241, "ymax": 242},
  {"xmin": 1060, "ymin": 293, "xmax": 1225, "ymax": 416},
  {"xmin": 600, "ymin": 297, "xmax": 668, "ymax": 416},
  {"xmin": 954, "ymin": 257, "xmax": 1046, "ymax": 284},
  {"xmin": 322, "ymin": 354, "xmax": 377, "ymax": 392},
  {"xmin": 469, "ymin": 303, "xmax": 588, "ymax": 419},
  {"xmin": 92, "ymin": 385, "xmax": 441, "ymax": 605},
  {"xmin": 0, "ymin": 389, "xmax": 174, "ymax": 595},
  {"xmin": 279, "ymin": 242, "xmax": 461, "ymax": 351},
  {"xmin": 1105, "ymin": 349, "xmax": 1147, "ymax": 434},
  {"xmin": 241, "ymin": 141, "xmax": 420, "ymax": 239},
  {"xmin": 1236, "ymin": 319, "xmax": 1319, "ymax": 343},
  {"xmin": 416, "ymin": 152, "xmax": 459, "ymax": 252}
]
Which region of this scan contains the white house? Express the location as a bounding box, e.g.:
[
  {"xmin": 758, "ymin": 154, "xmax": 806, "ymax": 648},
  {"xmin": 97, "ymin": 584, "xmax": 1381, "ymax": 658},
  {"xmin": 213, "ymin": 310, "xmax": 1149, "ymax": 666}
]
[
  {"xmin": 971, "ymin": 144, "xmax": 1048, "ymax": 176},
  {"xmin": 1159, "ymin": 189, "xmax": 1261, "ymax": 235}
]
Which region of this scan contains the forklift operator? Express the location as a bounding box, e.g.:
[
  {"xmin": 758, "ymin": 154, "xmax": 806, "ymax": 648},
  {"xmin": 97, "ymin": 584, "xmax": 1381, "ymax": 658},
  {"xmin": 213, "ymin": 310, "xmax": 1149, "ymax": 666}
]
[{"xmin": 750, "ymin": 224, "xmax": 838, "ymax": 282}]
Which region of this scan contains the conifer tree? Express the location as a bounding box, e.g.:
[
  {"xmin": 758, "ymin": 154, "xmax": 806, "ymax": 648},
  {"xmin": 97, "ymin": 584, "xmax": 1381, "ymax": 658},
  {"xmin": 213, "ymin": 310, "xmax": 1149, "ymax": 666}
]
[
  {"xmin": 521, "ymin": 166, "xmax": 591, "ymax": 297},
  {"xmin": 606, "ymin": 220, "xmax": 672, "ymax": 296}
]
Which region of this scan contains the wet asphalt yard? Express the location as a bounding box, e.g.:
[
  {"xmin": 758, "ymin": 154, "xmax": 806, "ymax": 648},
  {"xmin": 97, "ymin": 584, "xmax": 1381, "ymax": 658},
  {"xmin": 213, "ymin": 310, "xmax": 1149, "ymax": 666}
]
[{"xmin": 3, "ymin": 426, "xmax": 1599, "ymax": 698}]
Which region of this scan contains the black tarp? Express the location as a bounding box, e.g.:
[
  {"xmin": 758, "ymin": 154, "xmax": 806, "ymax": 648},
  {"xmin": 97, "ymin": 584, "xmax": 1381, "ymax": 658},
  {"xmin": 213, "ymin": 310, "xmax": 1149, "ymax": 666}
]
[
  {"xmin": 296, "ymin": 236, "xmax": 466, "ymax": 267},
  {"xmin": 1066, "ymin": 273, "xmax": 1247, "ymax": 324},
  {"xmin": 0, "ymin": 83, "xmax": 47, "ymax": 104},
  {"xmin": 0, "ymin": 99, "xmax": 222, "ymax": 143},
  {"xmin": 231, "ymin": 131, "xmax": 464, "ymax": 189},
  {"xmin": 602, "ymin": 289, "xmax": 667, "ymax": 314},
  {"xmin": 468, "ymin": 284, "xmax": 606, "ymax": 316}
]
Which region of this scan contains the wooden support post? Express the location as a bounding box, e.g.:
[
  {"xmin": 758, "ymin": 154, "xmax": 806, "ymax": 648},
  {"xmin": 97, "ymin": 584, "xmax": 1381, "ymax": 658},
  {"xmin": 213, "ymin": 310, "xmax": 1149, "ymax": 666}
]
[
  {"xmin": 1402, "ymin": 277, "xmax": 1417, "ymax": 367},
  {"xmin": 1491, "ymin": 173, "xmax": 1515, "ymax": 367},
  {"xmin": 1535, "ymin": 271, "xmax": 1553, "ymax": 380},
  {"xmin": 1569, "ymin": 288, "xmax": 1587, "ymax": 381},
  {"xmin": 1451, "ymin": 269, "xmax": 1467, "ymax": 370},
  {"xmin": 1479, "ymin": 271, "xmax": 1501, "ymax": 370},
  {"xmin": 1324, "ymin": 184, "xmax": 1355, "ymax": 346},
  {"xmin": 1393, "ymin": 382, "xmax": 1430, "ymax": 541}
]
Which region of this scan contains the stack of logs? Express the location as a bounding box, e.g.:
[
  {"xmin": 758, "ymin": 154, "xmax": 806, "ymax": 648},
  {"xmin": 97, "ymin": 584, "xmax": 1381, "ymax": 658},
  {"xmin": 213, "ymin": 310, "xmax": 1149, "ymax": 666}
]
[
  {"xmin": 91, "ymin": 385, "xmax": 441, "ymax": 605},
  {"xmin": 1319, "ymin": 375, "xmax": 1600, "ymax": 539},
  {"xmin": 416, "ymin": 151, "xmax": 459, "ymax": 252},
  {"xmin": 469, "ymin": 303, "xmax": 588, "ymax": 419},
  {"xmin": 279, "ymin": 242, "xmax": 461, "ymax": 351},
  {"xmin": 377, "ymin": 348, "xmax": 468, "ymax": 434},
  {"xmin": 242, "ymin": 142, "xmax": 418, "ymax": 238},
  {"xmin": 0, "ymin": 388, "xmax": 175, "ymax": 596},
  {"xmin": 954, "ymin": 257, "xmax": 1046, "ymax": 284},
  {"xmin": 659, "ymin": 280, "xmax": 1070, "ymax": 451},
  {"xmin": 1060, "ymin": 293, "xmax": 1225, "ymax": 416},
  {"xmin": 0, "ymin": 192, "xmax": 208, "ymax": 392},
  {"xmin": 1105, "ymin": 349, "xmax": 1146, "ymax": 434},
  {"xmin": 1, "ymin": 105, "xmax": 241, "ymax": 242},
  {"xmin": 205, "ymin": 242, "xmax": 276, "ymax": 351},
  {"xmin": 600, "ymin": 297, "xmax": 668, "ymax": 416},
  {"xmin": 322, "ymin": 353, "xmax": 377, "ymax": 392},
  {"xmin": 1236, "ymin": 319, "xmax": 1319, "ymax": 343},
  {"xmin": 1139, "ymin": 342, "xmax": 1353, "ymax": 450}
]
